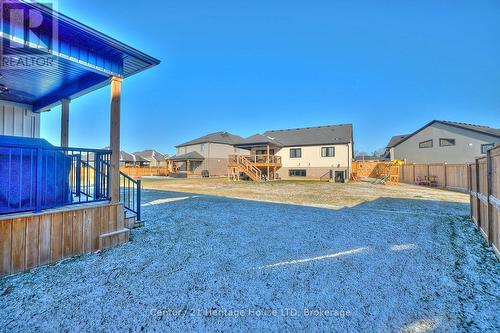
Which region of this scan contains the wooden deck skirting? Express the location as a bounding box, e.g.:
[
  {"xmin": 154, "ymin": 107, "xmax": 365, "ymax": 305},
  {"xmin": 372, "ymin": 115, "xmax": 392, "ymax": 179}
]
[{"xmin": 0, "ymin": 202, "xmax": 128, "ymax": 278}]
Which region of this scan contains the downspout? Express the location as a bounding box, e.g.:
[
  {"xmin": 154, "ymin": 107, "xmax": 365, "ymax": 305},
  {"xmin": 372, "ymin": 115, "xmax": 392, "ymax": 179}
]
[
  {"xmin": 206, "ymin": 143, "xmax": 210, "ymax": 173},
  {"xmin": 346, "ymin": 143, "xmax": 351, "ymax": 182}
]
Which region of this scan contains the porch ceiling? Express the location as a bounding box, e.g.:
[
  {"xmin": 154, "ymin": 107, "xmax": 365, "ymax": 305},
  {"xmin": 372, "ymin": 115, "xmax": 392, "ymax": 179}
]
[{"xmin": 0, "ymin": 0, "xmax": 160, "ymax": 111}]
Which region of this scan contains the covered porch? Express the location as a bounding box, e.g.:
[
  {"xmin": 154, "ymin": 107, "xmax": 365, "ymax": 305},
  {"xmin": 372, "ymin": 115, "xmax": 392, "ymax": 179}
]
[
  {"xmin": 228, "ymin": 134, "xmax": 283, "ymax": 181},
  {"xmin": 168, "ymin": 151, "xmax": 205, "ymax": 176},
  {"xmin": 0, "ymin": 1, "xmax": 159, "ymax": 277}
]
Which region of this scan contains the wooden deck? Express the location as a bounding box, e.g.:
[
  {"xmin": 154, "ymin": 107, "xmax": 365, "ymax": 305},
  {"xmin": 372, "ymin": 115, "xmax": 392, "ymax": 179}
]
[{"xmin": 228, "ymin": 154, "xmax": 282, "ymax": 181}]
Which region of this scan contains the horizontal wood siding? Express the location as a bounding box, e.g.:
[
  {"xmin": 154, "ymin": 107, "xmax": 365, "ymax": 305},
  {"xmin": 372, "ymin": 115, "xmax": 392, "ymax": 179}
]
[{"xmin": 0, "ymin": 203, "xmax": 128, "ymax": 277}]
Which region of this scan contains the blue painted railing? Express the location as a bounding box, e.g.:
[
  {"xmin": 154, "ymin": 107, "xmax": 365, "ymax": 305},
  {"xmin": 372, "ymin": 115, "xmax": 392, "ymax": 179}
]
[
  {"xmin": 76, "ymin": 160, "xmax": 141, "ymax": 220},
  {"xmin": 0, "ymin": 142, "xmax": 111, "ymax": 215},
  {"xmin": 70, "ymin": 159, "xmax": 142, "ymax": 220},
  {"xmin": 120, "ymin": 172, "xmax": 141, "ymax": 221}
]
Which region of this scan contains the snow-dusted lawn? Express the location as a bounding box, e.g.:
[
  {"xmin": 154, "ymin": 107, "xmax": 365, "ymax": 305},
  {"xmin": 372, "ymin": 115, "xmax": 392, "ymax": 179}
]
[{"xmin": 1, "ymin": 189, "xmax": 499, "ymax": 332}]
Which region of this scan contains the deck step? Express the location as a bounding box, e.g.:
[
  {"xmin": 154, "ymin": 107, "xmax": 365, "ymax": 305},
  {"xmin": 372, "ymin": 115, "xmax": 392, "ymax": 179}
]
[{"xmin": 124, "ymin": 211, "xmax": 144, "ymax": 229}]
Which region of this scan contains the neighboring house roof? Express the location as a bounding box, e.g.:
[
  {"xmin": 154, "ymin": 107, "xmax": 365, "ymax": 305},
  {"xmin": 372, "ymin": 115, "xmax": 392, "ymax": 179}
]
[
  {"xmin": 238, "ymin": 124, "xmax": 352, "ymax": 147},
  {"xmin": 236, "ymin": 134, "xmax": 284, "ymax": 147},
  {"xmin": 263, "ymin": 124, "xmax": 353, "ymax": 146},
  {"xmin": 168, "ymin": 151, "xmax": 205, "ymax": 161},
  {"xmin": 386, "ymin": 134, "xmax": 410, "ymax": 148},
  {"xmin": 176, "ymin": 132, "xmax": 243, "ymax": 148},
  {"xmin": 134, "ymin": 150, "xmax": 168, "ymax": 162},
  {"xmin": 103, "ymin": 147, "xmax": 148, "ymax": 163},
  {"xmin": 120, "ymin": 151, "xmax": 148, "ymax": 163},
  {"xmin": 439, "ymin": 121, "xmax": 500, "ymax": 137},
  {"xmin": 391, "ymin": 120, "xmax": 500, "ymax": 148}
]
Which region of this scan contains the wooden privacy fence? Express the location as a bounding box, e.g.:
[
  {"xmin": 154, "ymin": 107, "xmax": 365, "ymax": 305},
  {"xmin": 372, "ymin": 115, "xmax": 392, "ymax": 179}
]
[
  {"xmin": 351, "ymin": 161, "xmax": 400, "ymax": 182},
  {"xmin": 352, "ymin": 161, "xmax": 470, "ymax": 192},
  {"xmin": 400, "ymin": 163, "xmax": 470, "ymax": 192},
  {"xmin": 470, "ymin": 145, "xmax": 500, "ymax": 260},
  {"xmin": 120, "ymin": 166, "xmax": 169, "ymax": 178}
]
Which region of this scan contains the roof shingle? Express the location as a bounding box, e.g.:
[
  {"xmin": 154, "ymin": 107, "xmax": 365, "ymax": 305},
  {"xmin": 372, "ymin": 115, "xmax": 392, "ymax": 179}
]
[
  {"xmin": 386, "ymin": 134, "xmax": 410, "ymax": 148},
  {"xmin": 262, "ymin": 124, "xmax": 353, "ymax": 146},
  {"xmin": 176, "ymin": 132, "xmax": 243, "ymax": 148}
]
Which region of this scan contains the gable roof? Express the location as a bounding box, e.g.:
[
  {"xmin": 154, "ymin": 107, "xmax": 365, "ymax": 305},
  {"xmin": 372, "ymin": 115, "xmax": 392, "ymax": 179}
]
[
  {"xmin": 391, "ymin": 120, "xmax": 500, "ymax": 148},
  {"xmin": 386, "ymin": 134, "xmax": 410, "ymax": 148},
  {"xmin": 439, "ymin": 121, "xmax": 500, "ymax": 137},
  {"xmin": 134, "ymin": 150, "xmax": 168, "ymax": 162},
  {"xmin": 103, "ymin": 147, "xmax": 148, "ymax": 163},
  {"xmin": 262, "ymin": 124, "xmax": 353, "ymax": 146},
  {"xmin": 176, "ymin": 132, "xmax": 243, "ymax": 148},
  {"xmin": 168, "ymin": 151, "xmax": 205, "ymax": 161},
  {"xmin": 236, "ymin": 134, "xmax": 284, "ymax": 147},
  {"xmin": 120, "ymin": 151, "xmax": 148, "ymax": 163}
]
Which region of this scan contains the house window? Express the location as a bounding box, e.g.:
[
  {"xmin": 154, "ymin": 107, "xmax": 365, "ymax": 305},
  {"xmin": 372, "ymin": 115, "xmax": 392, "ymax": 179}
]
[
  {"xmin": 290, "ymin": 148, "xmax": 302, "ymax": 158},
  {"xmin": 289, "ymin": 169, "xmax": 306, "ymax": 177},
  {"xmin": 321, "ymin": 147, "xmax": 335, "ymax": 157},
  {"xmin": 200, "ymin": 143, "xmax": 205, "ymax": 152},
  {"xmin": 481, "ymin": 143, "xmax": 494, "ymax": 154},
  {"xmin": 439, "ymin": 138, "xmax": 456, "ymax": 147},
  {"xmin": 256, "ymin": 149, "xmax": 275, "ymax": 155},
  {"xmin": 419, "ymin": 140, "xmax": 433, "ymax": 148}
]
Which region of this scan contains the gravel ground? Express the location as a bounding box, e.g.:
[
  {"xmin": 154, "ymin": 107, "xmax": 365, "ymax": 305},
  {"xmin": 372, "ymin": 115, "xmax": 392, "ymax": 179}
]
[{"xmin": 0, "ymin": 188, "xmax": 499, "ymax": 332}]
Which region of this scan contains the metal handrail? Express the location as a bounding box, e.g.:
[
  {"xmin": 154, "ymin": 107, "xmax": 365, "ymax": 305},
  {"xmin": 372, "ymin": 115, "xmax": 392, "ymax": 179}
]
[
  {"xmin": 99, "ymin": 160, "xmax": 142, "ymax": 220},
  {"xmin": 0, "ymin": 142, "xmax": 111, "ymax": 154},
  {"xmin": 120, "ymin": 170, "xmax": 142, "ymax": 221}
]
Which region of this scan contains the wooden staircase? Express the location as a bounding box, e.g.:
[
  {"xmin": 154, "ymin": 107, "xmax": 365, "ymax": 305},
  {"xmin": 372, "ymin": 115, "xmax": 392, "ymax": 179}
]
[{"xmin": 229, "ymin": 155, "xmax": 262, "ymax": 181}]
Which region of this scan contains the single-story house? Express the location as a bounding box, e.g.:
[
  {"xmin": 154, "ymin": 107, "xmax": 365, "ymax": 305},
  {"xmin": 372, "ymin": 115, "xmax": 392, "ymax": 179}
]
[
  {"xmin": 120, "ymin": 151, "xmax": 149, "ymax": 167},
  {"xmin": 385, "ymin": 120, "xmax": 500, "ymax": 164},
  {"xmin": 233, "ymin": 124, "xmax": 354, "ymax": 181},
  {"xmin": 103, "ymin": 147, "xmax": 149, "ymax": 167},
  {"xmin": 134, "ymin": 149, "xmax": 168, "ymax": 167}
]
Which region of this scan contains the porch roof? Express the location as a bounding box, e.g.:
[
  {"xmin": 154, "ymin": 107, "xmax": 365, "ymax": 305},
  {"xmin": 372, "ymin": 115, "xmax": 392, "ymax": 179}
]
[
  {"xmin": 234, "ymin": 134, "xmax": 284, "ymax": 149},
  {"xmin": 168, "ymin": 151, "xmax": 205, "ymax": 162},
  {"xmin": 0, "ymin": 0, "xmax": 160, "ymax": 111}
]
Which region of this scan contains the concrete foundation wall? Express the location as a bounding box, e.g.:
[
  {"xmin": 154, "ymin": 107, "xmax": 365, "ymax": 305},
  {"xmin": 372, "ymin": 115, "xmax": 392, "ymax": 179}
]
[{"xmin": 277, "ymin": 167, "xmax": 349, "ymax": 180}]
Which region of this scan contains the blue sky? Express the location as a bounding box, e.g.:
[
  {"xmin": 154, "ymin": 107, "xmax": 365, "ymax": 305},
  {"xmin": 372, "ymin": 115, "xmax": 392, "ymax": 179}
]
[{"xmin": 41, "ymin": 0, "xmax": 500, "ymax": 154}]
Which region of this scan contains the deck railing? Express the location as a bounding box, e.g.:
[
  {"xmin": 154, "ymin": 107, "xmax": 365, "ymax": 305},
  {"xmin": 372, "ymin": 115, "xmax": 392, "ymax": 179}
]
[
  {"xmin": 0, "ymin": 143, "xmax": 111, "ymax": 215},
  {"xmin": 87, "ymin": 160, "xmax": 142, "ymax": 221},
  {"xmin": 228, "ymin": 154, "xmax": 282, "ymax": 165},
  {"xmin": 120, "ymin": 172, "xmax": 141, "ymax": 221}
]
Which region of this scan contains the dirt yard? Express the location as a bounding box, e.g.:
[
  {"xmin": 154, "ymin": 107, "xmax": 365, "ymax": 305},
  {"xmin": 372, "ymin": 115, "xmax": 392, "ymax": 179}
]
[{"xmin": 142, "ymin": 177, "xmax": 469, "ymax": 208}]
